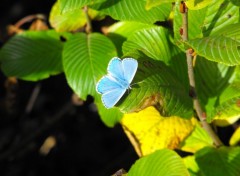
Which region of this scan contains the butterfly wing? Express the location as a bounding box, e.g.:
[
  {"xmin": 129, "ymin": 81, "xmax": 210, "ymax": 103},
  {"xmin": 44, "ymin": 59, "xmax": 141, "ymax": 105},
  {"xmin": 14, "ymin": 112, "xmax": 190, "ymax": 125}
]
[
  {"xmin": 101, "ymin": 87, "xmax": 127, "ymax": 108},
  {"xmin": 107, "ymin": 57, "xmax": 125, "ymax": 80},
  {"xmin": 96, "ymin": 75, "xmax": 119, "ymax": 94},
  {"xmin": 96, "ymin": 75, "xmax": 126, "ymax": 108},
  {"xmin": 96, "ymin": 57, "xmax": 138, "ymax": 109},
  {"xmin": 122, "ymin": 58, "xmax": 138, "ymax": 84}
]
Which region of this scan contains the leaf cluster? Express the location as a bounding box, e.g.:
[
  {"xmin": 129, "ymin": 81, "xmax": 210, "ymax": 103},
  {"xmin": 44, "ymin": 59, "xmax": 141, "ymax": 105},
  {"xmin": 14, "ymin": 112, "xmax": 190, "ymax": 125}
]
[{"xmin": 0, "ymin": 0, "xmax": 240, "ymax": 175}]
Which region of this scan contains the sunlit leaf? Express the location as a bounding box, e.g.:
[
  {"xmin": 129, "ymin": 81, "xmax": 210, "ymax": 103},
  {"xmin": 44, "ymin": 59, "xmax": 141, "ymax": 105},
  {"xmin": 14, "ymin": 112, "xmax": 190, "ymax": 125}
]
[
  {"xmin": 0, "ymin": 30, "xmax": 63, "ymax": 81},
  {"xmin": 174, "ymin": 1, "xmax": 207, "ymax": 48},
  {"xmin": 213, "ymin": 116, "xmax": 240, "ymax": 127},
  {"xmin": 202, "ymin": 0, "xmax": 239, "ymax": 36},
  {"xmin": 123, "ymin": 26, "xmax": 189, "ymax": 91},
  {"xmin": 195, "ymin": 58, "xmax": 235, "ymax": 103},
  {"xmin": 128, "ymin": 149, "xmax": 189, "ymax": 176},
  {"xmin": 91, "ymin": 0, "xmax": 171, "ymax": 23},
  {"xmin": 123, "ymin": 27, "xmax": 173, "ymax": 65},
  {"xmin": 194, "ymin": 58, "xmax": 239, "ymax": 122},
  {"xmin": 145, "ymin": 0, "xmax": 175, "ymax": 10},
  {"xmin": 180, "ymin": 124, "xmax": 213, "ymax": 153},
  {"xmin": 117, "ymin": 50, "xmax": 192, "ymax": 117},
  {"xmin": 107, "ymin": 21, "xmax": 154, "ymax": 56},
  {"xmin": 174, "ymin": 0, "xmax": 239, "ymax": 50},
  {"xmin": 188, "ymin": 36, "xmax": 240, "ymax": 66},
  {"xmin": 62, "ymin": 33, "xmax": 117, "ymax": 100},
  {"xmin": 183, "ymin": 156, "xmax": 204, "ymax": 176},
  {"xmin": 229, "ymin": 127, "xmax": 240, "ymax": 146},
  {"xmin": 59, "ymin": 0, "xmax": 105, "ymax": 13},
  {"xmin": 211, "ymin": 86, "xmax": 240, "ymax": 122},
  {"xmin": 195, "ymin": 146, "xmax": 240, "ymax": 176},
  {"xmin": 50, "ymin": 1, "xmax": 103, "ymax": 32},
  {"xmin": 185, "ymin": 0, "xmax": 213, "ymax": 10},
  {"xmin": 50, "ymin": 1, "xmax": 86, "ymax": 32},
  {"xmin": 121, "ymin": 106, "xmax": 196, "ymax": 156}
]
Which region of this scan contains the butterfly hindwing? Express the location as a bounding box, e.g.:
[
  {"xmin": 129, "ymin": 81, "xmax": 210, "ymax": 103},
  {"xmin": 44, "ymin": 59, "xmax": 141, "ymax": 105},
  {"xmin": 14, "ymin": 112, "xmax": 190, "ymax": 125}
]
[
  {"xmin": 122, "ymin": 58, "xmax": 138, "ymax": 84},
  {"xmin": 101, "ymin": 87, "xmax": 127, "ymax": 108},
  {"xmin": 96, "ymin": 75, "xmax": 120, "ymax": 94}
]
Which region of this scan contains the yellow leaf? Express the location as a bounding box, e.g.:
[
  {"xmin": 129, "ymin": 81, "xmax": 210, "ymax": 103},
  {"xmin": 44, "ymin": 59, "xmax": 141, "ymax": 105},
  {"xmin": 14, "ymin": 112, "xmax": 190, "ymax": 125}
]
[
  {"xmin": 121, "ymin": 106, "xmax": 198, "ymax": 156},
  {"xmin": 229, "ymin": 127, "xmax": 240, "ymax": 146},
  {"xmin": 213, "ymin": 115, "xmax": 240, "ymax": 127},
  {"xmin": 185, "ymin": 0, "xmax": 213, "ymax": 10},
  {"xmin": 49, "ymin": 2, "xmax": 103, "ymax": 32},
  {"xmin": 49, "ymin": 2, "xmax": 86, "ymax": 32}
]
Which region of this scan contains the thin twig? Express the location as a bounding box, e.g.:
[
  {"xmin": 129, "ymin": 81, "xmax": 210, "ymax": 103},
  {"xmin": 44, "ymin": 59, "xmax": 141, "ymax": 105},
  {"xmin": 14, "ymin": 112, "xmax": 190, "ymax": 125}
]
[
  {"xmin": 83, "ymin": 6, "xmax": 92, "ymax": 33},
  {"xmin": 14, "ymin": 14, "xmax": 46, "ymax": 28},
  {"xmin": 25, "ymin": 83, "xmax": 41, "ymax": 114},
  {"xmin": 180, "ymin": 2, "xmax": 223, "ymax": 147}
]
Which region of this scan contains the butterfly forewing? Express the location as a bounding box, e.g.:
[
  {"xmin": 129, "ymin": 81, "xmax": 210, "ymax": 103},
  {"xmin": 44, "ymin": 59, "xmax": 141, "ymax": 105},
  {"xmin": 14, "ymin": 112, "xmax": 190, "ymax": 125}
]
[
  {"xmin": 122, "ymin": 58, "xmax": 138, "ymax": 84},
  {"xmin": 107, "ymin": 57, "xmax": 125, "ymax": 81}
]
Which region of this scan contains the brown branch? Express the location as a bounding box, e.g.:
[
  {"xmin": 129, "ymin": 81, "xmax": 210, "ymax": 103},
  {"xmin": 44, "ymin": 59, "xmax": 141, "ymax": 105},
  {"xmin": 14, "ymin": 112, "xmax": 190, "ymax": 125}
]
[
  {"xmin": 180, "ymin": 2, "xmax": 223, "ymax": 147},
  {"xmin": 83, "ymin": 6, "xmax": 92, "ymax": 33},
  {"xmin": 14, "ymin": 14, "xmax": 46, "ymax": 29}
]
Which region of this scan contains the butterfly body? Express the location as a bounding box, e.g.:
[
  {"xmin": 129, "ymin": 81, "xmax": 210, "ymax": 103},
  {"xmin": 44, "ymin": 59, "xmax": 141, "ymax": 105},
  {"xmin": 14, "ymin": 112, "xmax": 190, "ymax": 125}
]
[{"xmin": 96, "ymin": 57, "xmax": 138, "ymax": 109}]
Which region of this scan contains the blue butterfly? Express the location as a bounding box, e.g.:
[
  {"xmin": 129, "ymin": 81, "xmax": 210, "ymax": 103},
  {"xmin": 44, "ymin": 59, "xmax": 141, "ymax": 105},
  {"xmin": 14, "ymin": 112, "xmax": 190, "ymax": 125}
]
[{"xmin": 96, "ymin": 57, "xmax": 138, "ymax": 109}]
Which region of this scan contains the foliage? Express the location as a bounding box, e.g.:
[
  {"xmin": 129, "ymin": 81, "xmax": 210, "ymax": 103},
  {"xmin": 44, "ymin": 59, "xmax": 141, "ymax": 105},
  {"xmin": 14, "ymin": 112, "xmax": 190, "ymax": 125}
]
[{"xmin": 0, "ymin": 0, "xmax": 240, "ymax": 175}]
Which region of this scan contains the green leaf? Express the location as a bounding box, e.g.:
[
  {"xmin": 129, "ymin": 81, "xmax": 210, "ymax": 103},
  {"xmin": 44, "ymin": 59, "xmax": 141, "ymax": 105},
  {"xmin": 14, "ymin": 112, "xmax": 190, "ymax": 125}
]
[
  {"xmin": 117, "ymin": 50, "xmax": 192, "ymax": 118},
  {"xmin": 188, "ymin": 35, "xmax": 240, "ymax": 66},
  {"xmin": 107, "ymin": 22, "xmax": 154, "ymax": 39},
  {"xmin": 195, "ymin": 146, "xmax": 240, "ymax": 176},
  {"xmin": 214, "ymin": 23, "xmax": 240, "ymax": 41},
  {"xmin": 59, "ymin": 0, "xmax": 105, "ymax": 13},
  {"xmin": 107, "ymin": 21, "xmax": 154, "ymax": 56},
  {"xmin": 183, "ymin": 156, "xmax": 204, "ymax": 176},
  {"xmin": 50, "ymin": 1, "xmax": 86, "ymax": 32},
  {"xmin": 180, "ymin": 124, "xmax": 214, "ymax": 153},
  {"xmin": 62, "ymin": 33, "xmax": 117, "ymax": 100},
  {"xmin": 0, "ymin": 30, "xmax": 63, "ymax": 81},
  {"xmin": 185, "ymin": 0, "xmax": 213, "ymax": 10},
  {"xmin": 194, "ymin": 58, "xmax": 240, "ymax": 121},
  {"xmin": 174, "ymin": 0, "xmax": 239, "ymax": 50},
  {"xmin": 50, "ymin": 1, "xmax": 103, "ymax": 32},
  {"xmin": 91, "ymin": 0, "xmax": 171, "ymax": 23},
  {"xmin": 145, "ymin": 0, "xmax": 175, "ymax": 10},
  {"xmin": 202, "ymin": 0, "xmax": 239, "ymax": 36},
  {"xmin": 128, "ymin": 149, "xmax": 189, "ymax": 176},
  {"xmin": 195, "ymin": 58, "xmax": 235, "ymax": 110},
  {"xmin": 229, "ymin": 0, "xmax": 240, "ymax": 6},
  {"xmin": 174, "ymin": 1, "xmax": 207, "ymax": 49},
  {"xmin": 194, "ymin": 58, "xmax": 240, "ymax": 122},
  {"xmin": 210, "ymin": 82, "xmax": 240, "ymax": 122},
  {"xmin": 123, "ymin": 26, "xmax": 189, "ymax": 89},
  {"xmin": 96, "ymin": 102, "xmax": 123, "ymax": 127},
  {"xmin": 123, "ymin": 27, "xmax": 173, "ymax": 64}
]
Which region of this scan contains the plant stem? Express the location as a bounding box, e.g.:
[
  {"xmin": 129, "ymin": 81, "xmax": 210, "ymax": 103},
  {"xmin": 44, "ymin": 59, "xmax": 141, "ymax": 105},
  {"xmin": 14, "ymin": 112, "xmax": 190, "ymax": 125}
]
[
  {"xmin": 83, "ymin": 6, "xmax": 92, "ymax": 33},
  {"xmin": 180, "ymin": 2, "xmax": 223, "ymax": 147},
  {"xmin": 14, "ymin": 14, "xmax": 46, "ymax": 28}
]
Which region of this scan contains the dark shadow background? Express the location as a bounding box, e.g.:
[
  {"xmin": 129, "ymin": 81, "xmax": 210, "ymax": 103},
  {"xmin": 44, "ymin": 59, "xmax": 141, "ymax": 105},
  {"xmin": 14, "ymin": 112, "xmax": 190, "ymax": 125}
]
[{"xmin": 0, "ymin": 1, "xmax": 138, "ymax": 175}]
